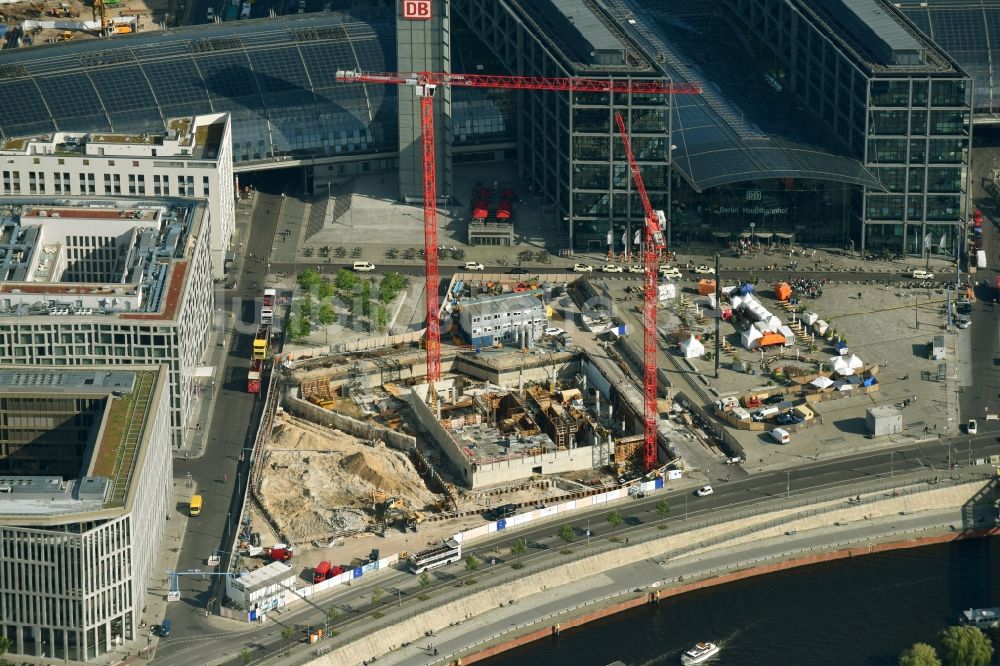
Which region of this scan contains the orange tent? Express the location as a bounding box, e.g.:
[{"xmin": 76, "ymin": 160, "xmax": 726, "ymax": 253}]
[
  {"xmin": 774, "ymin": 282, "xmax": 792, "ymax": 301},
  {"xmin": 698, "ymin": 279, "xmax": 717, "ymax": 295},
  {"xmin": 758, "ymin": 332, "xmax": 786, "ymax": 347}
]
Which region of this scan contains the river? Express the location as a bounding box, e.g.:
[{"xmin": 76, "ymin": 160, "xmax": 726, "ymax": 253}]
[{"xmin": 482, "ymin": 538, "xmax": 999, "ymax": 666}]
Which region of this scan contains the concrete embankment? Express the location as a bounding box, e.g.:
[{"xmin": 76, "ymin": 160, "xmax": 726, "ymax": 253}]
[{"xmin": 307, "ymin": 479, "xmax": 994, "ymax": 666}]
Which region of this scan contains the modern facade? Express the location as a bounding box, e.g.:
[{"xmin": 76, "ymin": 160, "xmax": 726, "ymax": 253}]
[
  {"xmin": 0, "ymin": 198, "xmax": 214, "ymax": 448},
  {"xmin": 0, "ymin": 367, "xmax": 172, "ymax": 662},
  {"xmin": 452, "ymin": 0, "xmax": 970, "ymax": 257},
  {"xmin": 459, "ymin": 292, "xmax": 546, "ymax": 348},
  {"xmin": 0, "ymin": 113, "xmax": 235, "ymax": 279}
]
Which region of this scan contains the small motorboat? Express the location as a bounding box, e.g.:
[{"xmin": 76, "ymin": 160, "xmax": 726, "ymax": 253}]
[{"xmin": 681, "ymin": 641, "xmax": 721, "ymax": 665}]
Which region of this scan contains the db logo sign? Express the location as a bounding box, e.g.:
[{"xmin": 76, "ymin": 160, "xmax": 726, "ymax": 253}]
[{"xmin": 402, "ymin": 0, "xmax": 431, "ymax": 19}]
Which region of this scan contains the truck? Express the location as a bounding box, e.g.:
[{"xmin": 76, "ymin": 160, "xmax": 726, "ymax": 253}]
[
  {"xmin": 252, "ymin": 324, "xmax": 270, "ymax": 360},
  {"xmin": 313, "ymin": 561, "xmax": 332, "ymax": 583},
  {"xmin": 261, "ymin": 288, "xmax": 275, "ymax": 325},
  {"xmin": 264, "ymin": 547, "xmax": 293, "ymax": 561},
  {"xmin": 247, "ymin": 358, "xmax": 262, "ymax": 393}
]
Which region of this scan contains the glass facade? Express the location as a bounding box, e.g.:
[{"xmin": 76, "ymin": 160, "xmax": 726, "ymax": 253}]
[
  {"xmin": 0, "ymin": 11, "xmax": 512, "ymax": 171},
  {"xmin": 864, "ymin": 77, "xmax": 969, "ymax": 256}
]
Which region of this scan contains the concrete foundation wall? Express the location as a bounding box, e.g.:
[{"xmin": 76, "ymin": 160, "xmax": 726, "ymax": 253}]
[
  {"xmin": 472, "ymin": 446, "xmax": 596, "ymax": 486},
  {"xmin": 285, "ymin": 392, "xmax": 417, "ymax": 452},
  {"xmin": 409, "ymin": 387, "xmax": 474, "ymax": 485}
]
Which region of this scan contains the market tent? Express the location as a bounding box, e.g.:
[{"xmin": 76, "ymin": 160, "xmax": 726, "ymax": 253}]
[
  {"xmin": 774, "ymin": 282, "xmax": 792, "ymax": 301},
  {"xmin": 811, "ymin": 376, "xmax": 834, "ymax": 388},
  {"xmin": 730, "ymin": 295, "xmax": 744, "ymax": 309},
  {"xmin": 777, "ymin": 325, "xmax": 795, "ymax": 347},
  {"xmin": 738, "ymin": 282, "xmax": 755, "ymax": 296},
  {"xmin": 846, "ymin": 354, "xmax": 864, "ymax": 369},
  {"xmin": 830, "ymin": 356, "xmax": 850, "ymax": 371},
  {"xmin": 758, "ymin": 332, "xmax": 786, "ymax": 347},
  {"xmin": 763, "ymin": 315, "xmax": 783, "ymax": 332},
  {"xmin": 698, "ymin": 279, "xmax": 717, "ymax": 295},
  {"xmin": 679, "ymin": 335, "xmax": 705, "ymax": 358},
  {"xmin": 741, "ymin": 326, "xmax": 763, "ymax": 349},
  {"xmin": 657, "ymin": 283, "xmax": 676, "ymax": 301}
]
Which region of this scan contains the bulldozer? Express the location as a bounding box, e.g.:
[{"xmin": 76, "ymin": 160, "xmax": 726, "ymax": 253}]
[{"xmin": 405, "ymin": 510, "xmax": 424, "ymax": 532}]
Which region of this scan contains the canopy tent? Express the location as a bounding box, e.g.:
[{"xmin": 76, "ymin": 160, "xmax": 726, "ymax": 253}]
[
  {"xmin": 730, "ymin": 295, "xmax": 744, "ymax": 309},
  {"xmin": 679, "ymin": 335, "xmax": 705, "ymax": 358},
  {"xmin": 658, "ymin": 283, "xmax": 676, "ymax": 301},
  {"xmin": 777, "ymin": 325, "xmax": 795, "ymax": 347},
  {"xmin": 738, "ymin": 282, "xmax": 755, "ymax": 296},
  {"xmin": 763, "ymin": 315, "xmax": 783, "ymax": 332},
  {"xmin": 758, "ymin": 332, "xmax": 786, "ymax": 347},
  {"xmin": 741, "ymin": 326, "xmax": 763, "ymax": 349},
  {"xmin": 811, "ymin": 376, "xmax": 834, "ymax": 388},
  {"xmin": 846, "ymin": 354, "xmax": 864, "ymax": 369},
  {"xmin": 755, "ymin": 232, "xmax": 774, "ymax": 239},
  {"xmin": 774, "ymin": 282, "xmax": 792, "ymax": 301}
]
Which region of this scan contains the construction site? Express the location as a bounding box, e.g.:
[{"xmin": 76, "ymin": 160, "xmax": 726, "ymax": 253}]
[{"xmin": 0, "ymin": 0, "xmax": 169, "ymax": 48}]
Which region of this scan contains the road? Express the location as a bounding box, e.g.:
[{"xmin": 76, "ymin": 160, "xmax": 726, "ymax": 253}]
[{"xmin": 152, "ymin": 432, "xmax": 1000, "ymax": 666}]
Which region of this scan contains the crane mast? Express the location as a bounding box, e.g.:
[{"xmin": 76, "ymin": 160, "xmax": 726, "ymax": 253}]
[{"xmin": 615, "ymin": 112, "xmax": 666, "ymax": 472}]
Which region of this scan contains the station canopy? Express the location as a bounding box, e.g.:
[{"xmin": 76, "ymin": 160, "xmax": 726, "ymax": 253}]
[{"xmin": 623, "ymin": 0, "xmax": 883, "ymax": 191}]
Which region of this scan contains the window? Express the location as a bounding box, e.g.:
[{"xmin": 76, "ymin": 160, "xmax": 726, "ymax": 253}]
[
  {"xmin": 929, "ymin": 110, "xmax": 965, "ymax": 135},
  {"xmin": 870, "ymin": 80, "xmax": 909, "ymax": 106}
]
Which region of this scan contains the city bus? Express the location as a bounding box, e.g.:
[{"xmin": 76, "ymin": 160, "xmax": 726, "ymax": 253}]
[{"xmin": 408, "ymin": 539, "xmax": 462, "ymax": 574}]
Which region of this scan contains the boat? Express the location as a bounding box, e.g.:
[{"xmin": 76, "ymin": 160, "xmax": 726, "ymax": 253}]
[
  {"xmin": 962, "ymin": 607, "xmax": 1000, "ymax": 629},
  {"xmin": 681, "ymin": 641, "xmax": 721, "ymax": 665}
]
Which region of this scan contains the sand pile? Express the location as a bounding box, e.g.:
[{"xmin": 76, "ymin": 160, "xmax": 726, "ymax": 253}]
[{"xmin": 258, "ymin": 417, "xmax": 439, "ymax": 544}]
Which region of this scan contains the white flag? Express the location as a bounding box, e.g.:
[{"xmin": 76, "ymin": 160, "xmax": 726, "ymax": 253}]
[
  {"xmin": 606, "ymin": 229, "xmax": 613, "ymax": 246},
  {"xmin": 634, "ymin": 229, "xmax": 642, "ymax": 246},
  {"xmin": 939, "ymin": 234, "xmax": 947, "ymax": 251},
  {"xmin": 622, "ymin": 230, "xmax": 628, "ymax": 248}
]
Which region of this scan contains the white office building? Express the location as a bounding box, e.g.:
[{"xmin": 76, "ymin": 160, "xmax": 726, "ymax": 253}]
[
  {"xmin": 0, "ymin": 367, "xmax": 172, "ymax": 662},
  {"xmin": 459, "ymin": 292, "xmax": 547, "ymax": 348},
  {"xmin": 0, "ymin": 197, "xmax": 213, "ymax": 448},
  {"xmin": 0, "ymin": 113, "xmax": 234, "ymax": 279}
]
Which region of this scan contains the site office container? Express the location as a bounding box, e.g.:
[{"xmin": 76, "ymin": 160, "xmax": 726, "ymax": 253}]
[{"xmin": 313, "ymin": 561, "xmax": 332, "ymax": 583}]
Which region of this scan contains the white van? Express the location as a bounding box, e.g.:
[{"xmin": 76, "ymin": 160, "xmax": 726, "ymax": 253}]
[
  {"xmin": 977, "ymin": 250, "xmax": 987, "ymax": 269},
  {"xmin": 352, "ymin": 261, "xmax": 376, "ymax": 272},
  {"xmin": 752, "ymin": 406, "xmax": 781, "ymax": 422},
  {"xmin": 770, "ymin": 428, "xmax": 790, "ymax": 444}
]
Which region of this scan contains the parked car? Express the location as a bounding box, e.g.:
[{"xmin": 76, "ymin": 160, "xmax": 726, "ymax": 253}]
[
  {"xmin": 601, "ymin": 264, "xmax": 624, "ymax": 273},
  {"xmin": 627, "ymin": 265, "xmax": 645, "ymax": 273},
  {"xmin": 507, "ymin": 267, "xmax": 529, "ymax": 275},
  {"xmin": 659, "ymin": 266, "xmax": 683, "ymax": 280},
  {"xmin": 957, "ymin": 314, "xmax": 972, "ymax": 329},
  {"xmin": 544, "ymin": 326, "xmax": 566, "ymax": 337},
  {"xmin": 723, "ymin": 455, "xmax": 743, "ymax": 464},
  {"xmin": 968, "ymin": 419, "xmax": 978, "ymax": 435},
  {"xmin": 762, "ymin": 394, "xmax": 786, "ymax": 405},
  {"xmin": 775, "ymin": 412, "xmax": 804, "ymax": 426},
  {"xmin": 464, "ymin": 261, "xmax": 485, "ymax": 271},
  {"xmin": 484, "ymin": 503, "xmax": 517, "ymax": 521},
  {"xmin": 911, "ymin": 269, "xmax": 934, "ymax": 279},
  {"xmin": 693, "ymin": 265, "xmax": 716, "ymax": 275},
  {"xmin": 352, "ymin": 261, "xmax": 376, "ymax": 272},
  {"xmin": 695, "ymin": 485, "xmax": 714, "ymax": 497},
  {"xmin": 159, "ymin": 620, "xmax": 172, "ymax": 637},
  {"xmin": 573, "ymin": 263, "xmax": 594, "ymax": 273}
]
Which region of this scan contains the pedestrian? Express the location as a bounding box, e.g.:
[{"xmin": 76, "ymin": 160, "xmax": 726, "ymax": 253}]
[
  {"xmin": 625, "ymin": 537, "xmax": 629, "ymax": 544},
  {"xmin": 857, "ymin": 291, "xmax": 862, "ymax": 300},
  {"xmin": 223, "ymin": 473, "xmax": 228, "ymax": 482}
]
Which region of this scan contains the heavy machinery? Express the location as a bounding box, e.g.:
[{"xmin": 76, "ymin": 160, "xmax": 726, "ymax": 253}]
[
  {"xmin": 615, "ymin": 112, "xmax": 666, "ymax": 472},
  {"xmin": 334, "ymin": 70, "xmax": 700, "ymax": 471}
]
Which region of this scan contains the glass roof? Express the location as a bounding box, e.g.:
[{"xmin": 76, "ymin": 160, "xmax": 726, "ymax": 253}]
[
  {"xmin": 896, "ymin": 0, "xmax": 1000, "ymax": 111},
  {"xmin": 0, "ymin": 10, "xmax": 512, "ymax": 165},
  {"xmin": 615, "ymin": 0, "xmax": 882, "ymax": 191}
]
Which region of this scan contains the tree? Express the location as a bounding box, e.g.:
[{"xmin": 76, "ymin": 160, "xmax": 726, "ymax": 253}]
[
  {"xmin": 510, "ymin": 538, "xmax": 527, "ymax": 561},
  {"xmin": 371, "ymin": 586, "xmax": 384, "ymax": 605},
  {"xmin": 939, "ymin": 625, "xmax": 993, "ymax": 666},
  {"xmin": 298, "ymin": 314, "xmax": 311, "ymax": 338},
  {"xmin": 317, "ymin": 279, "xmax": 335, "ymax": 301},
  {"xmin": 607, "ymin": 510, "xmax": 623, "ymax": 536},
  {"xmin": 375, "ymin": 304, "xmax": 389, "ymax": 329},
  {"xmin": 318, "ymin": 303, "xmax": 336, "ymax": 326},
  {"xmin": 418, "ymin": 572, "xmax": 431, "ymax": 590},
  {"xmin": 297, "ymin": 269, "xmax": 322, "ymax": 291},
  {"xmin": 239, "ymin": 648, "xmax": 253, "ymax": 665},
  {"xmin": 378, "ymin": 272, "xmax": 408, "ymax": 303},
  {"xmin": 280, "ymin": 625, "xmax": 295, "ymax": 649},
  {"xmin": 324, "ymin": 606, "xmax": 339, "ymax": 633},
  {"xmin": 465, "ymin": 555, "xmax": 480, "ymax": 572},
  {"xmin": 0, "ymin": 636, "xmax": 10, "ymax": 656},
  {"xmin": 558, "ymin": 525, "xmax": 576, "ymax": 543},
  {"xmin": 899, "ymin": 643, "xmax": 941, "ymax": 666},
  {"xmin": 286, "ymin": 315, "xmax": 302, "ymax": 341},
  {"xmin": 655, "ymin": 499, "xmax": 670, "ymax": 525},
  {"xmin": 334, "ymin": 268, "xmax": 357, "ymax": 292}
]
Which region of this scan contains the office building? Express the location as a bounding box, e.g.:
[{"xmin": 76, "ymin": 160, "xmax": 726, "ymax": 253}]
[
  {"xmin": 0, "ymin": 114, "xmax": 234, "ymax": 279},
  {"xmin": 0, "ymin": 197, "xmax": 213, "ymax": 448},
  {"xmin": 459, "ymin": 292, "xmax": 546, "ymax": 348},
  {"xmin": 0, "ymin": 367, "xmax": 172, "ymax": 662}
]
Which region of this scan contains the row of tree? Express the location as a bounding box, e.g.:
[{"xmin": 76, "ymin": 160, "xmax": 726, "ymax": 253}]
[{"xmin": 900, "ymin": 626, "xmax": 994, "ymax": 666}]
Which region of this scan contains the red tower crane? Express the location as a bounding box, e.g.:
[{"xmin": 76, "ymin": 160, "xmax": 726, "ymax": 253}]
[
  {"xmin": 614, "ymin": 112, "xmax": 666, "ymax": 471},
  {"xmin": 335, "ymin": 71, "xmax": 698, "ymax": 454}
]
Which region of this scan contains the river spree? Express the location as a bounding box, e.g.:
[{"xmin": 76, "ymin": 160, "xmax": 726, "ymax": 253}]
[{"xmin": 483, "ymin": 538, "xmax": 999, "ymax": 666}]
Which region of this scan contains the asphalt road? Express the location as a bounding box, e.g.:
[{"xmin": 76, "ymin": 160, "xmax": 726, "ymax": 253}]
[{"xmin": 152, "ymin": 432, "xmax": 1000, "ymax": 666}]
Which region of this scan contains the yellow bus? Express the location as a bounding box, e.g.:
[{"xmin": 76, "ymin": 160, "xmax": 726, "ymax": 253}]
[{"xmin": 189, "ymin": 494, "xmax": 203, "ymax": 517}]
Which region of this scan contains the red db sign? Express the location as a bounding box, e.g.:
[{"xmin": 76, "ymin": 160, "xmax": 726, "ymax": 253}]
[{"xmin": 402, "ymin": 0, "xmax": 431, "ymax": 19}]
